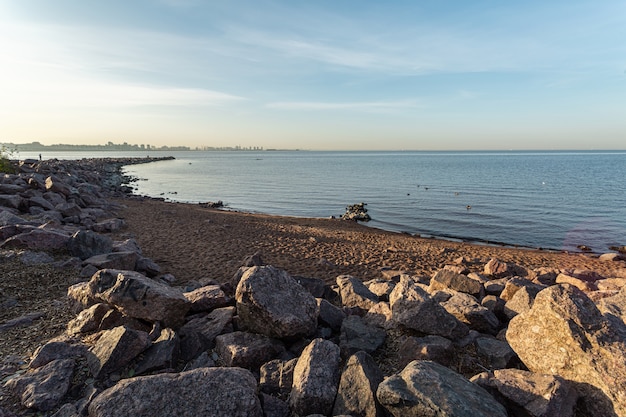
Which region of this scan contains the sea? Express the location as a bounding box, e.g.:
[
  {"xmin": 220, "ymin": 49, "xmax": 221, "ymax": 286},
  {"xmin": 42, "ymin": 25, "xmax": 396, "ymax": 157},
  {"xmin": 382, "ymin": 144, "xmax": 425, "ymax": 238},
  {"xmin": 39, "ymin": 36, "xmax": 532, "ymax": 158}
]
[{"xmin": 17, "ymin": 150, "xmax": 626, "ymax": 254}]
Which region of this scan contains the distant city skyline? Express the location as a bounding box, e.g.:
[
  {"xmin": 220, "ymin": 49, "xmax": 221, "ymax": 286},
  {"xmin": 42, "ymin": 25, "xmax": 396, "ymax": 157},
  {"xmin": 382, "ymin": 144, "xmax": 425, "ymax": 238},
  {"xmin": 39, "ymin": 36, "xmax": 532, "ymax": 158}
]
[{"xmin": 1, "ymin": 1, "xmax": 625, "ymax": 150}]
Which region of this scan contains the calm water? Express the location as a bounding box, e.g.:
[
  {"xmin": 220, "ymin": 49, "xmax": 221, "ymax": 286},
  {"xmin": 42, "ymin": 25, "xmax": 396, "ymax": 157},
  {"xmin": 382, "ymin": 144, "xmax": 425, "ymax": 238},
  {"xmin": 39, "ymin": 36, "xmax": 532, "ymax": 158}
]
[{"xmin": 20, "ymin": 150, "xmax": 626, "ymax": 253}]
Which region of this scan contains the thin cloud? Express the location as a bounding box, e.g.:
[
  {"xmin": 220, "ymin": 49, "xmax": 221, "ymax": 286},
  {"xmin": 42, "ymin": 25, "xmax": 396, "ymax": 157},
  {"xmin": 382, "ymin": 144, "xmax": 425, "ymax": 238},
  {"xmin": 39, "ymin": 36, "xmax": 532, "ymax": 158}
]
[{"xmin": 266, "ymin": 100, "xmax": 421, "ymax": 112}]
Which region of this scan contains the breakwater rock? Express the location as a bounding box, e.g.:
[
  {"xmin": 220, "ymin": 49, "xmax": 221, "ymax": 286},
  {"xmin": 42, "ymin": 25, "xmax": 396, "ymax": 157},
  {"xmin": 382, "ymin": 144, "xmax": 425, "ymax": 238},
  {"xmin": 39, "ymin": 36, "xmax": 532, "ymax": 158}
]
[
  {"xmin": 341, "ymin": 202, "xmax": 371, "ymax": 222},
  {"xmin": 2, "ymin": 157, "xmax": 626, "ymax": 416}
]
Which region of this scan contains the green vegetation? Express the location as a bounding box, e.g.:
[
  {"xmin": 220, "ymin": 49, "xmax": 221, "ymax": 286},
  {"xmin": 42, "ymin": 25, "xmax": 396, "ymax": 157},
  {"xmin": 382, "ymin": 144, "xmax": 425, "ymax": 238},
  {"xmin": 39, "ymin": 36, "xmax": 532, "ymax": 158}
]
[{"xmin": 0, "ymin": 145, "xmax": 16, "ymax": 173}]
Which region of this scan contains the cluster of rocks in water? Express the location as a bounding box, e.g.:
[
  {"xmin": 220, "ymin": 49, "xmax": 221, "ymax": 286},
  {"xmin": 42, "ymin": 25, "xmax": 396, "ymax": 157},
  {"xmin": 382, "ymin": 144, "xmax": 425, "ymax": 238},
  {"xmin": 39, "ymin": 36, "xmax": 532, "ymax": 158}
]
[
  {"xmin": 2, "ymin": 158, "xmax": 626, "ymax": 416},
  {"xmin": 341, "ymin": 203, "xmax": 371, "ymax": 222}
]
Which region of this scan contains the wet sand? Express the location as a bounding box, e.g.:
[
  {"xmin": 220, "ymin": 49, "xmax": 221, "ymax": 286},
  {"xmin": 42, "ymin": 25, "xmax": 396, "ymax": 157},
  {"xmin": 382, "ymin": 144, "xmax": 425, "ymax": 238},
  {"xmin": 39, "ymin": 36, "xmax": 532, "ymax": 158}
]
[{"xmin": 114, "ymin": 198, "xmax": 624, "ymax": 285}]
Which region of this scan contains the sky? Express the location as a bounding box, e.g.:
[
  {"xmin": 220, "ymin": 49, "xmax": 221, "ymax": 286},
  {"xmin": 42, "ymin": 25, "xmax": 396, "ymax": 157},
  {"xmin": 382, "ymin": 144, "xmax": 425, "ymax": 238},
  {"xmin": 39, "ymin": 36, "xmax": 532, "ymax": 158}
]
[{"xmin": 0, "ymin": 1, "xmax": 625, "ymax": 150}]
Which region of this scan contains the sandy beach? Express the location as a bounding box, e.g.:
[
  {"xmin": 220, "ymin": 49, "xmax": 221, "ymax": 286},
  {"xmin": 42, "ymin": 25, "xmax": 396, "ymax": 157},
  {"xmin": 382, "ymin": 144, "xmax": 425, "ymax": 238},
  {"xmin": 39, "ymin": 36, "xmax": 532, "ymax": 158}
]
[{"xmin": 115, "ymin": 197, "xmax": 623, "ymax": 286}]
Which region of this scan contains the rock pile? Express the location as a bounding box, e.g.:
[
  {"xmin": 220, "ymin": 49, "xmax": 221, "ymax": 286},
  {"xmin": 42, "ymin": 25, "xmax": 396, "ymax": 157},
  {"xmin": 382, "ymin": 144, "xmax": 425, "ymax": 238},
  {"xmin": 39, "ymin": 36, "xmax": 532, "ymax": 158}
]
[
  {"xmin": 341, "ymin": 202, "xmax": 371, "ymax": 222},
  {"xmin": 2, "ymin": 158, "xmax": 626, "ymax": 416}
]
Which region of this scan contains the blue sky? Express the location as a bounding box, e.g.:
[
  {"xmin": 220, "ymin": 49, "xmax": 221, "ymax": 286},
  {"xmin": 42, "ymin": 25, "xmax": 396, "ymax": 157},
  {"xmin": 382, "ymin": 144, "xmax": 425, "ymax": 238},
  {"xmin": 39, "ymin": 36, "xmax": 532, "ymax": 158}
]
[{"xmin": 1, "ymin": 0, "xmax": 625, "ymax": 150}]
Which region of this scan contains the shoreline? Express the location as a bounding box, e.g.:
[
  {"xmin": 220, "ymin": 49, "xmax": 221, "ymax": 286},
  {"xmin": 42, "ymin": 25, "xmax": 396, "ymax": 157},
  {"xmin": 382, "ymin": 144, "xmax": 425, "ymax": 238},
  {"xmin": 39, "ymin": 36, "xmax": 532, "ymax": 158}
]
[
  {"xmin": 2, "ymin": 156, "xmax": 626, "ymax": 415},
  {"xmin": 115, "ymin": 195, "xmax": 624, "ymax": 286}
]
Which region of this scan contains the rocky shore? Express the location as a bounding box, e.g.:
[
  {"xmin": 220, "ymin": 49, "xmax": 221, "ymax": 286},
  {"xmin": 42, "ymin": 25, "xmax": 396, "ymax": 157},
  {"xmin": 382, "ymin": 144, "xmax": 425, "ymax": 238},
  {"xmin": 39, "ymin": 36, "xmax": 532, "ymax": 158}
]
[{"xmin": 1, "ymin": 157, "xmax": 626, "ymax": 416}]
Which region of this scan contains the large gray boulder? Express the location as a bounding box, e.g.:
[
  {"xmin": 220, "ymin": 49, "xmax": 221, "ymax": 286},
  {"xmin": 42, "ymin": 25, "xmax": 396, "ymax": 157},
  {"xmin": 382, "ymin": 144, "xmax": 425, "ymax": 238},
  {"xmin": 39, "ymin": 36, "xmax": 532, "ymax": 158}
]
[
  {"xmin": 184, "ymin": 284, "xmax": 230, "ymax": 313},
  {"xmin": 4, "ymin": 359, "xmax": 75, "ymax": 411},
  {"xmin": 440, "ymin": 292, "xmax": 500, "ymax": 335},
  {"xmin": 507, "ymin": 284, "xmax": 626, "ymax": 417},
  {"xmin": 88, "ymin": 367, "xmax": 263, "ymax": 417},
  {"xmin": 178, "ymin": 306, "xmax": 235, "ymax": 362},
  {"xmin": 87, "ymin": 326, "xmax": 151, "ymax": 378},
  {"xmin": 1, "ymin": 229, "xmax": 70, "ymax": 251},
  {"xmin": 215, "ymin": 331, "xmax": 285, "ymax": 369},
  {"xmin": 389, "ymin": 276, "xmax": 469, "ymax": 340},
  {"xmin": 86, "ymin": 269, "xmax": 190, "ymax": 327},
  {"xmin": 235, "ymin": 266, "xmax": 318, "ymax": 339},
  {"xmin": 597, "ymin": 285, "xmax": 626, "ymax": 324},
  {"xmin": 376, "ymin": 360, "xmax": 507, "ymax": 417},
  {"xmin": 336, "ymin": 275, "xmax": 379, "ymax": 310},
  {"xmin": 397, "ymin": 335, "xmax": 454, "ymax": 369},
  {"xmin": 471, "ymin": 369, "xmax": 577, "ymax": 417},
  {"xmin": 339, "ymin": 315, "xmax": 386, "ymax": 357},
  {"xmin": 333, "ymin": 351, "xmax": 386, "ymax": 417},
  {"xmin": 429, "ymin": 269, "xmax": 484, "ymax": 298},
  {"xmin": 290, "ymin": 338, "xmax": 341, "ymax": 416},
  {"xmin": 134, "ymin": 328, "xmax": 180, "ymax": 375},
  {"xmin": 260, "ymin": 358, "xmax": 297, "ymax": 396},
  {"xmin": 83, "ymin": 251, "xmax": 138, "ymax": 271}
]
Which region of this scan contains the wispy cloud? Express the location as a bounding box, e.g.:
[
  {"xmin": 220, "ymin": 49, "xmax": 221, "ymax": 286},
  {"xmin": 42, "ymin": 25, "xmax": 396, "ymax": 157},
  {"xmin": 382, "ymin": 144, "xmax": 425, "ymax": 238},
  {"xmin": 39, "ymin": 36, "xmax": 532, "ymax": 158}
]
[
  {"xmin": 265, "ymin": 99, "xmax": 421, "ymax": 112},
  {"xmin": 0, "ymin": 21, "xmax": 246, "ymax": 111}
]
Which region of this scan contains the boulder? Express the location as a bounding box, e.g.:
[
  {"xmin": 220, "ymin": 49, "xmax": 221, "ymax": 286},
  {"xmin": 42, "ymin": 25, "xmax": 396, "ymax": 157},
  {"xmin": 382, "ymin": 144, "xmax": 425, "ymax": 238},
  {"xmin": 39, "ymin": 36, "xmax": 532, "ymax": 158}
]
[
  {"xmin": 471, "ymin": 369, "xmax": 577, "ymax": 417},
  {"xmin": 235, "ymin": 266, "xmax": 318, "ymax": 339},
  {"xmin": 317, "ymin": 298, "xmax": 346, "ymax": 331},
  {"xmin": 597, "ymin": 285, "xmax": 626, "ymax": 324},
  {"xmin": 429, "ymin": 269, "xmax": 484, "ymax": 298},
  {"xmin": 507, "ymin": 284, "xmax": 626, "ymax": 416},
  {"xmin": 66, "ymin": 303, "xmax": 113, "ymax": 335},
  {"xmin": 134, "ymin": 257, "xmax": 161, "ymax": 277},
  {"xmin": 178, "ymin": 307, "xmax": 234, "ymax": 361},
  {"xmin": 215, "ymin": 331, "xmax": 285, "ymax": 369},
  {"xmin": 389, "ymin": 276, "xmax": 469, "ymax": 339},
  {"xmin": 0, "ymin": 210, "xmax": 30, "ymax": 226},
  {"xmin": 0, "ymin": 194, "xmax": 23, "ymax": 210},
  {"xmin": 500, "ymin": 277, "xmax": 545, "ymax": 302},
  {"xmin": 88, "ymin": 367, "xmax": 263, "ymax": 417},
  {"xmin": 29, "ymin": 341, "xmax": 87, "ymax": 369},
  {"xmin": 67, "ymin": 230, "xmax": 113, "ymax": 260},
  {"xmin": 86, "ymin": 269, "xmax": 190, "ymax": 327},
  {"xmin": 376, "ymin": 360, "xmax": 508, "ymax": 417},
  {"xmin": 87, "ymin": 325, "xmax": 151, "ymax": 378},
  {"xmin": 45, "ymin": 176, "xmax": 76, "ymax": 196},
  {"xmin": 484, "ymin": 258, "xmax": 527, "ymax": 278},
  {"xmin": 474, "ymin": 337, "xmax": 516, "ymax": 370},
  {"xmin": 364, "ymin": 278, "xmax": 396, "ymax": 300},
  {"xmin": 4, "ymin": 359, "xmax": 75, "ymax": 411},
  {"xmin": 290, "ymin": 338, "xmax": 341, "ymax": 416},
  {"xmin": 134, "ymin": 328, "xmax": 180, "ymax": 375},
  {"xmin": 502, "ymin": 284, "xmax": 543, "ymax": 319},
  {"xmin": 260, "ymin": 358, "xmax": 297, "ymax": 396},
  {"xmin": 67, "ymin": 281, "xmax": 98, "ymax": 313},
  {"xmin": 333, "ymin": 351, "xmax": 386, "ymax": 417},
  {"xmin": 339, "ymin": 315, "xmax": 386, "ymax": 357},
  {"xmin": 91, "ymin": 218, "xmax": 125, "ymax": 233},
  {"xmin": 293, "ymin": 276, "xmax": 326, "ymax": 298},
  {"xmin": 112, "ymin": 238, "xmax": 142, "ymax": 254},
  {"xmin": 599, "ymin": 253, "xmax": 625, "ymax": 262},
  {"xmin": 0, "ymin": 229, "xmax": 70, "ymax": 251},
  {"xmin": 364, "ymin": 302, "xmax": 393, "ymax": 329},
  {"xmin": 28, "ymin": 196, "xmax": 55, "ymax": 211},
  {"xmin": 42, "ymin": 191, "xmax": 66, "ymax": 207},
  {"xmin": 484, "ymin": 278, "xmax": 509, "ymax": 296},
  {"xmin": 83, "ymin": 251, "xmax": 138, "ymax": 272},
  {"xmin": 397, "ymin": 335, "xmax": 454, "ymax": 369},
  {"xmin": 56, "ymin": 202, "xmax": 82, "ymax": 218},
  {"xmin": 184, "ymin": 285, "xmax": 230, "ymax": 313},
  {"xmin": 260, "ymin": 393, "xmax": 290, "ymax": 417},
  {"xmin": 441, "ymin": 292, "xmax": 500, "ymax": 334},
  {"xmin": 556, "ymin": 272, "xmax": 598, "ymax": 292},
  {"xmin": 336, "ymin": 275, "xmax": 379, "ymax": 310}
]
